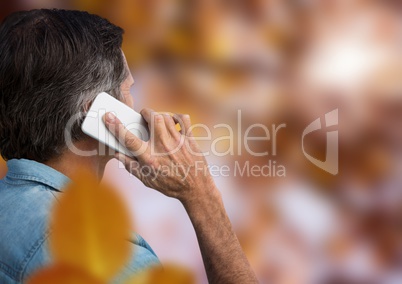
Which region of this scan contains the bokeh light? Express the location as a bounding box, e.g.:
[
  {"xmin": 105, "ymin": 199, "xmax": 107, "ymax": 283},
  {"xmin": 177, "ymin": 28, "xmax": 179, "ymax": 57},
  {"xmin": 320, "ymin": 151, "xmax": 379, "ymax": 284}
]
[{"xmin": 1, "ymin": 0, "xmax": 401, "ymax": 283}]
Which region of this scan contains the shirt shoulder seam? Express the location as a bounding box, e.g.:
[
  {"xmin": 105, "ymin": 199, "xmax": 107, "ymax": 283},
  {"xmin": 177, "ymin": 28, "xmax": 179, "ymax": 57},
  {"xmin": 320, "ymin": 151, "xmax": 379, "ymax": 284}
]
[
  {"xmin": 6, "ymin": 172, "xmax": 62, "ymax": 191},
  {"xmin": 0, "ymin": 259, "xmax": 19, "ymax": 281}
]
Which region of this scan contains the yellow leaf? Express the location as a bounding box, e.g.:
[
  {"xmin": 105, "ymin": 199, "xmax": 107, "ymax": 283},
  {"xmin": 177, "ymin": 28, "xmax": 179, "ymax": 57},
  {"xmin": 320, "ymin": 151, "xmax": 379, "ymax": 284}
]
[
  {"xmin": 27, "ymin": 263, "xmax": 105, "ymax": 284},
  {"xmin": 126, "ymin": 264, "xmax": 195, "ymax": 284},
  {"xmin": 0, "ymin": 156, "xmax": 6, "ymax": 179},
  {"xmin": 49, "ymin": 168, "xmax": 133, "ymax": 281}
]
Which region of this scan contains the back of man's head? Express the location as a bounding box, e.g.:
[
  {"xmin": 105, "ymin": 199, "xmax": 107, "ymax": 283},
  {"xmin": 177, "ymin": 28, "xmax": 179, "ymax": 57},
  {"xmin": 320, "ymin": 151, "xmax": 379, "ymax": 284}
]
[{"xmin": 0, "ymin": 9, "xmax": 127, "ymax": 162}]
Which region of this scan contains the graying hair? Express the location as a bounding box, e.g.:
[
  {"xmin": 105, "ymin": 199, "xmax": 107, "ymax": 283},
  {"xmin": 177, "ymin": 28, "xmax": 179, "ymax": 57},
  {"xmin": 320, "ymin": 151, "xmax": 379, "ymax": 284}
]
[{"xmin": 0, "ymin": 9, "xmax": 127, "ymax": 162}]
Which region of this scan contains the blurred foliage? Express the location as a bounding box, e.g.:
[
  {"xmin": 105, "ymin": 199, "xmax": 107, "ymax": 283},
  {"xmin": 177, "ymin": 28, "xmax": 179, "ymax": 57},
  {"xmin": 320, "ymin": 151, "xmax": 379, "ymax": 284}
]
[
  {"xmin": 0, "ymin": 156, "xmax": 7, "ymax": 179},
  {"xmin": 27, "ymin": 168, "xmax": 132, "ymax": 283},
  {"xmin": 49, "ymin": 168, "xmax": 132, "ymax": 281},
  {"xmin": 27, "ymin": 168, "xmax": 195, "ymax": 283},
  {"xmin": 127, "ymin": 264, "xmax": 195, "ymax": 284},
  {"xmin": 71, "ymin": 0, "xmax": 297, "ymax": 68},
  {"xmin": 1, "ymin": 0, "xmax": 401, "ymax": 283},
  {"xmin": 27, "ymin": 263, "xmax": 104, "ymax": 284}
]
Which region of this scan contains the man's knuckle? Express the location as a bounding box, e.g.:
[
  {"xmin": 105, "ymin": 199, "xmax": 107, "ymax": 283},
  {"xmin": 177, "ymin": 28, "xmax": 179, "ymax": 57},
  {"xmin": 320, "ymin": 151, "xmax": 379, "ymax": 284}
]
[
  {"xmin": 125, "ymin": 136, "xmax": 137, "ymax": 148},
  {"xmin": 155, "ymin": 114, "xmax": 164, "ymax": 122}
]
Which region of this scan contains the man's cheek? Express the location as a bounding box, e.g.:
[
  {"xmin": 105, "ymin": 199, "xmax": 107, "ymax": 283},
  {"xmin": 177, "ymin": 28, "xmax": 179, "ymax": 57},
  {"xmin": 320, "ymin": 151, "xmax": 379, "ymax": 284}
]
[{"xmin": 123, "ymin": 93, "xmax": 134, "ymax": 108}]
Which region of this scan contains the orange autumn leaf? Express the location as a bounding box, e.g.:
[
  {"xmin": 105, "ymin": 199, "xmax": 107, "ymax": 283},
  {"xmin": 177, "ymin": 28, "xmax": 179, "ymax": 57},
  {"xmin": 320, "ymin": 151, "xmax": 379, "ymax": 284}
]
[
  {"xmin": 0, "ymin": 156, "xmax": 7, "ymax": 179},
  {"xmin": 49, "ymin": 168, "xmax": 132, "ymax": 281},
  {"xmin": 27, "ymin": 263, "xmax": 105, "ymax": 284},
  {"xmin": 126, "ymin": 264, "xmax": 195, "ymax": 284}
]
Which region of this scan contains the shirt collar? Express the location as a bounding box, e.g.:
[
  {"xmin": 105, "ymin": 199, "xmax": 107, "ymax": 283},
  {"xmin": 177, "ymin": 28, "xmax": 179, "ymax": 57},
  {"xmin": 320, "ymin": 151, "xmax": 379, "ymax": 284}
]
[{"xmin": 5, "ymin": 158, "xmax": 71, "ymax": 191}]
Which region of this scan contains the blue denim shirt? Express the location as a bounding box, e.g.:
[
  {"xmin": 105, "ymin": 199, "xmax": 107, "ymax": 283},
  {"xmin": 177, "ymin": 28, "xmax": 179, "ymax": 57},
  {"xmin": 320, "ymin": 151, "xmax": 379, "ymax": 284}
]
[{"xmin": 0, "ymin": 159, "xmax": 159, "ymax": 283}]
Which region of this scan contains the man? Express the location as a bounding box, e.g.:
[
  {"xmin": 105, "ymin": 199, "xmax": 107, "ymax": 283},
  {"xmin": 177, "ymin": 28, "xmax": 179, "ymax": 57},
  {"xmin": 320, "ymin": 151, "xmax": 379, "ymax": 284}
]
[{"xmin": 0, "ymin": 9, "xmax": 257, "ymax": 283}]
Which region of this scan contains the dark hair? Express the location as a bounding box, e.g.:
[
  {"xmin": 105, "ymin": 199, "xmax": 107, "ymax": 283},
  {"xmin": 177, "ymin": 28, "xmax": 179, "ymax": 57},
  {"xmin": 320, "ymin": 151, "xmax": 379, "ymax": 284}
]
[{"xmin": 0, "ymin": 9, "xmax": 127, "ymax": 162}]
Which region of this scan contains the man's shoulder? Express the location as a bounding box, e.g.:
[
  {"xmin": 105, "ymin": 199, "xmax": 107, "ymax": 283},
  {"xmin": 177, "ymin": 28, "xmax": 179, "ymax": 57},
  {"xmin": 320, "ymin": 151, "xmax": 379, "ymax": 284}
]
[
  {"xmin": 0, "ymin": 180, "xmax": 56, "ymax": 283},
  {"xmin": 112, "ymin": 233, "xmax": 161, "ymax": 283},
  {"xmin": 0, "ymin": 180, "xmax": 160, "ymax": 283}
]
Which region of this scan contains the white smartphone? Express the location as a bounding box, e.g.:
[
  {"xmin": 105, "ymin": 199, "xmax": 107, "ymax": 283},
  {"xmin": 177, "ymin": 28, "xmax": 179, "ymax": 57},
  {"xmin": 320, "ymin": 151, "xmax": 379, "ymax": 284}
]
[{"xmin": 81, "ymin": 92, "xmax": 149, "ymax": 157}]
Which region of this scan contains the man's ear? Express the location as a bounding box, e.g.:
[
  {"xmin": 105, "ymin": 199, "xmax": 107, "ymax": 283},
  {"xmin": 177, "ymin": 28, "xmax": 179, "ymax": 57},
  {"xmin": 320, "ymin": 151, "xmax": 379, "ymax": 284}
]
[{"xmin": 83, "ymin": 100, "xmax": 93, "ymax": 113}]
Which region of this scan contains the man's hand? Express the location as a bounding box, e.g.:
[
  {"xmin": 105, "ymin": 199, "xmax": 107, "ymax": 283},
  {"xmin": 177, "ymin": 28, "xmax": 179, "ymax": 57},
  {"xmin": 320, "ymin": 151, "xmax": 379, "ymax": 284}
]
[
  {"xmin": 104, "ymin": 109, "xmax": 258, "ymax": 284},
  {"xmin": 103, "ymin": 108, "xmax": 217, "ymax": 203}
]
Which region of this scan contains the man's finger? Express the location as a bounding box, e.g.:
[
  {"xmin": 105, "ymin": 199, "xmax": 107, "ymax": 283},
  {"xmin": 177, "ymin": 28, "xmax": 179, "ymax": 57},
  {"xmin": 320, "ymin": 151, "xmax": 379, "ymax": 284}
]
[
  {"xmin": 104, "ymin": 112, "xmax": 146, "ymax": 157},
  {"xmin": 140, "ymin": 108, "xmax": 169, "ymax": 140},
  {"xmin": 173, "ymin": 114, "xmax": 193, "ymax": 137},
  {"xmin": 139, "ymin": 108, "xmax": 154, "ymax": 124},
  {"xmin": 162, "ymin": 113, "xmax": 180, "ymax": 139}
]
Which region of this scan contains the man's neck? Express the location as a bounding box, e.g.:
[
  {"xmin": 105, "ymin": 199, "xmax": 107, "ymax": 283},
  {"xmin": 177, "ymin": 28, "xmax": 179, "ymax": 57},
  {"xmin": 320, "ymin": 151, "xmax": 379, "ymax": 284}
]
[{"xmin": 44, "ymin": 140, "xmax": 111, "ymax": 181}]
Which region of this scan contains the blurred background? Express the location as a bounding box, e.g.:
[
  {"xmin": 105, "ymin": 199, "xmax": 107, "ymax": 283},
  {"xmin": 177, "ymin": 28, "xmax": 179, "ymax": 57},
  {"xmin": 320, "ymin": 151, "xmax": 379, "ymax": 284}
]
[{"xmin": 0, "ymin": 0, "xmax": 401, "ymax": 283}]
